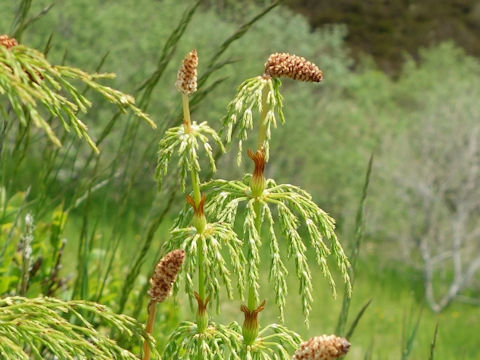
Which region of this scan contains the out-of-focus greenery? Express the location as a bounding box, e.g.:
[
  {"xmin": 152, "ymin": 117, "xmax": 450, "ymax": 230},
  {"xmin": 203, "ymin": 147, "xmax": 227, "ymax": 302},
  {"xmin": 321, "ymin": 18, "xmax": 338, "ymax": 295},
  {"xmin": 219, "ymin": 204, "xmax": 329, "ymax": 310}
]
[
  {"xmin": 284, "ymin": 0, "xmax": 480, "ymax": 74},
  {"xmin": 1, "ymin": 0, "xmax": 480, "ymax": 358}
]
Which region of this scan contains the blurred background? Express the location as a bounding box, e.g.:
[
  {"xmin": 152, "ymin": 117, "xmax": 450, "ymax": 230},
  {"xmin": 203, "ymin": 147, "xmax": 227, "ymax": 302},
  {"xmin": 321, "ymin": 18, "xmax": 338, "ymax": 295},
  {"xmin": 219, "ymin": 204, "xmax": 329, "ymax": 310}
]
[{"xmin": 1, "ymin": 0, "xmax": 479, "ymax": 358}]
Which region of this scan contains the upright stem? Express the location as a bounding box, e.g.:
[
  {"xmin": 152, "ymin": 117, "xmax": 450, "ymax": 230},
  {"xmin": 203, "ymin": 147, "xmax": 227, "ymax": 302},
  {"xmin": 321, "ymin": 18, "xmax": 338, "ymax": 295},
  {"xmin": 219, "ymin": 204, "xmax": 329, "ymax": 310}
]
[
  {"xmin": 243, "ymin": 200, "xmax": 265, "ymax": 346},
  {"xmin": 197, "ymin": 238, "xmax": 206, "ymax": 302},
  {"xmin": 142, "ymin": 300, "xmax": 157, "ymax": 360},
  {"xmin": 248, "ymin": 200, "xmax": 263, "ymax": 311},
  {"xmin": 187, "ymin": 142, "xmax": 204, "ymax": 306},
  {"xmin": 256, "ymin": 83, "xmax": 269, "ymax": 151},
  {"xmin": 246, "ymin": 83, "xmax": 269, "ymax": 311},
  {"xmin": 182, "ymin": 93, "xmax": 192, "ymax": 133},
  {"xmin": 247, "ymin": 281, "xmax": 257, "ymax": 311},
  {"xmin": 182, "ymin": 90, "xmax": 208, "ymax": 332},
  {"xmin": 191, "ymin": 170, "xmax": 201, "ymax": 205}
]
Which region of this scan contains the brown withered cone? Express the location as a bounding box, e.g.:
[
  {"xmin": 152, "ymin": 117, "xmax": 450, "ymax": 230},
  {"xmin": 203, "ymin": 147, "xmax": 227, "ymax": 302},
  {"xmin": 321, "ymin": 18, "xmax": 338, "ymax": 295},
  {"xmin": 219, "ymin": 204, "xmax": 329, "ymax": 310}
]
[
  {"xmin": 148, "ymin": 249, "xmax": 186, "ymax": 303},
  {"xmin": 264, "ymin": 53, "xmax": 323, "ymax": 82},
  {"xmin": 247, "ymin": 149, "xmax": 266, "ymax": 180},
  {"xmin": 176, "ymin": 49, "xmax": 198, "ymax": 95},
  {"xmin": 0, "ymin": 34, "xmax": 18, "ymax": 49},
  {"xmin": 292, "ymin": 335, "xmax": 350, "ymax": 360}
]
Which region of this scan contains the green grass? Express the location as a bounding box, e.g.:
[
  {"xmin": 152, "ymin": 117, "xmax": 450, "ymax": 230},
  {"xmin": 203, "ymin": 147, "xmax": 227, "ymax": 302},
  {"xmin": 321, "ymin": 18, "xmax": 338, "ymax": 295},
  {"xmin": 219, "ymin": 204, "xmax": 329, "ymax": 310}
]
[
  {"xmin": 61, "ymin": 211, "xmax": 480, "ymax": 359},
  {"xmin": 209, "ymin": 254, "xmax": 480, "ymax": 359},
  {"xmin": 57, "ymin": 151, "xmax": 479, "ymax": 360}
]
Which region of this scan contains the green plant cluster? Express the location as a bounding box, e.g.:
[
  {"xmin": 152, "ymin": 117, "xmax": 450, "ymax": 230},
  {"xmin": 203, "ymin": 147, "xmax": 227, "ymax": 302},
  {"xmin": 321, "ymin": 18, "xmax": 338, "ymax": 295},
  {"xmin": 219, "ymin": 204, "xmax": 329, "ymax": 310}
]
[
  {"xmin": 0, "ymin": 38, "xmax": 154, "ymax": 153},
  {"xmin": 1, "ymin": 0, "xmax": 479, "ymax": 358},
  {"xmin": 0, "ymin": 296, "xmax": 158, "ymax": 360},
  {"xmin": 155, "ymin": 43, "xmax": 351, "ymax": 357}
]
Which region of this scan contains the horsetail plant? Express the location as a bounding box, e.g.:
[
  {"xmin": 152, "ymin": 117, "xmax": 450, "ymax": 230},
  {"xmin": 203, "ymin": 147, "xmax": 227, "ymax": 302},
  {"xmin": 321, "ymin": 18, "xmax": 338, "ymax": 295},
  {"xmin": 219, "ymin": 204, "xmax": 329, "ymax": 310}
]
[
  {"xmin": 206, "ymin": 52, "xmax": 351, "ymax": 325},
  {"xmin": 159, "ymin": 50, "xmax": 245, "ymax": 359},
  {"xmin": 0, "ymin": 34, "xmax": 155, "ymax": 153},
  {"xmin": 155, "ymin": 51, "xmax": 352, "ymax": 359},
  {"xmin": 155, "ymin": 49, "xmax": 225, "ymax": 192},
  {"xmin": 143, "ymin": 249, "xmax": 185, "ymax": 360}
]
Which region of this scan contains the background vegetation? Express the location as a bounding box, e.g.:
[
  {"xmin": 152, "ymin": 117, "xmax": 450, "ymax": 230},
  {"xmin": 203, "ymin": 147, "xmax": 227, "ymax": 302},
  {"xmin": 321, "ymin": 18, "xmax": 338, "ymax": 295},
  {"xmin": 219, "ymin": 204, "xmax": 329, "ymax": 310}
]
[{"xmin": 1, "ymin": 0, "xmax": 479, "ymax": 358}]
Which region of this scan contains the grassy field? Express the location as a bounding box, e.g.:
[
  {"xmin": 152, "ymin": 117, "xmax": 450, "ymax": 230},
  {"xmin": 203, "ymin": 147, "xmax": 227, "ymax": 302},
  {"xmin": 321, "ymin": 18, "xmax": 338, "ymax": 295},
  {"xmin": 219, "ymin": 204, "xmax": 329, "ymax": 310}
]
[
  {"xmin": 61, "ymin": 213, "xmax": 480, "ymax": 359},
  {"xmin": 210, "ymin": 255, "xmax": 480, "ymax": 359}
]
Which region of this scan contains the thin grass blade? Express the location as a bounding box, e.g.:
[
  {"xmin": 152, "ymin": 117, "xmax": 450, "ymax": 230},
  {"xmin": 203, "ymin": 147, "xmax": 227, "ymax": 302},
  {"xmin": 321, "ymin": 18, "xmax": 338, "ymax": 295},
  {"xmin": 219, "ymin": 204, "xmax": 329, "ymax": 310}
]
[
  {"xmin": 428, "ymin": 322, "xmax": 439, "ymax": 360},
  {"xmin": 336, "ymin": 153, "xmax": 374, "ymax": 335},
  {"xmin": 345, "ymin": 298, "xmax": 373, "ymax": 340}
]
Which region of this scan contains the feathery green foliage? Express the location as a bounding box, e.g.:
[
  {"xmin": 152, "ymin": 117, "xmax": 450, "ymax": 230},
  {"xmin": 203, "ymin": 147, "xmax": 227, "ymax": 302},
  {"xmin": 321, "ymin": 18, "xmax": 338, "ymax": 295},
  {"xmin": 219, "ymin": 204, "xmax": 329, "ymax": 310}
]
[
  {"xmin": 163, "ymin": 320, "xmax": 301, "ymax": 360},
  {"xmin": 155, "ymin": 121, "xmax": 224, "ymax": 191},
  {"xmin": 4, "ymin": 1, "xmax": 479, "ymax": 359},
  {"xmin": 222, "ymin": 76, "xmax": 284, "ymax": 163},
  {"xmin": 202, "ymin": 174, "xmax": 351, "ymax": 323},
  {"xmin": 163, "ymin": 320, "xmax": 242, "ymax": 359},
  {"xmin": 155, "ymin": 30, "xmax": 351, "ymax": 359},
  {"xmin": 166, "ymin": 220, "xmax": 245, "ymax": 311},
  {"xmin": 239, "ymin": 323, "xmax": 301, "ymax": 360},
  {"xmin": 0, "ymin": 296, "xmax": 158, "ymax": 360},
  {"xmin": 0, "ymin": 42, "xmax": 155, "ymax": 153}
]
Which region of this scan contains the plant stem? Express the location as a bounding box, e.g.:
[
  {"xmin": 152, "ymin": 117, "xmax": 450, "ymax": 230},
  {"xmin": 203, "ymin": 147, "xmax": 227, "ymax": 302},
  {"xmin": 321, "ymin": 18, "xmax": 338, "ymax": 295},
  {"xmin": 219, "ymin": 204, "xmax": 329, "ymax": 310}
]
[
  {"xmin": 142, "ymin": 300, "xmax": 157, "ymax": 360},
  {"xmin": 182, "ymin": 93, "xmax": 192, "ymax": 133},
  {"xmin": 182, "ymin": 90, "xmax": 208, "ymax": 332},
  {"xmin": 197, "ymin": 238, "xmax": 206, "ymax": 302},
  {"xmin": 256, "ymin": 82, "xmax": 269, "ymax": 151},
  {"xmin": 247, "ymin": 281, "xmax": 257, "ymax": 311},
  {"xmin": 246, "ymin": 82, "xmax": 269, "ymax": 311},
  {"xmin": 191, "ymin": 170, "xmax": 201, "ymax": 205},
  {"xmin": 247, "ymin": 200, "xmax": 263, "ymax": 311}
]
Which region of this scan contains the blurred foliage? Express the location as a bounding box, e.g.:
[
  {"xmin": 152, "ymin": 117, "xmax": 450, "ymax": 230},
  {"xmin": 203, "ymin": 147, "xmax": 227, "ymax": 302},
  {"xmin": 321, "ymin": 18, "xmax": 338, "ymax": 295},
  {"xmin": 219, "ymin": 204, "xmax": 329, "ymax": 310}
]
[
  {"xmin": 285, "ymin": 0, "xmax": 480, "ymax": 74},
  {"xmin": 0, "ymin": 191, "xmax": 67, "ymax": 297},
  {"xmin": 368, "ymin": 42, "xmax": 480, "ymax": 254},
  {"xmin": 1, "ymin": 0, "xmax": 479, "ymax": 247}
]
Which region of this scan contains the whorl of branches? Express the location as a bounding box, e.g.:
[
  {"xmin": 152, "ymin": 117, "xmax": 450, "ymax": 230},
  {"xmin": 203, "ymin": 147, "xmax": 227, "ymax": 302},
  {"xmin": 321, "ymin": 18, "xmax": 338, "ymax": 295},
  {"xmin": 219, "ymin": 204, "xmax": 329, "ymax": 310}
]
[
  {"xmin": 0, "ymin": 36, "xmax": 155, "ymax": 153},
  {"xmin": 0, "ymin": 296, "xmax": 158, "ymax": 360}
]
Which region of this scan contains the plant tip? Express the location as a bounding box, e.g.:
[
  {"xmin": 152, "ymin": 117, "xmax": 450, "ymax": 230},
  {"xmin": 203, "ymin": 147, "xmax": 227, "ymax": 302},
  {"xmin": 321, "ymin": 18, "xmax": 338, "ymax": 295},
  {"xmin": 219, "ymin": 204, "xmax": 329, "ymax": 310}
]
[
  {"xmin": 293, "ymin": 335, "xmax": 350, "ymax": 360},
  {"xmin": 0, "ymin": 34, "xmax": 18, "ymax": 49},
  {"xmin": 148, "ymin": 249, "xmax": 186, "ymax": 303},
  {"xmin": 264, "ymin": 52, "xmax": 323, "ymax": 82},
  {"xmin": 176, "ymin": 49, "xmax": 198, "ymax": 95}
]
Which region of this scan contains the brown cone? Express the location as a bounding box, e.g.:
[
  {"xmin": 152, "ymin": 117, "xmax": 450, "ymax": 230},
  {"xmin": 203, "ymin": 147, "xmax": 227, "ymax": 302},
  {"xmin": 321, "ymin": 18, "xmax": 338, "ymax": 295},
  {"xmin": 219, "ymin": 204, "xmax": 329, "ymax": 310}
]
[
  {"xmin": 148, "ymin": 249, "xmax": 186, "ymax": 303},
  {"xmin": 292, "ymin": 335, "xmax": 350, "ymax": 360},
  {"xmin": 176, "ymin": 49, "xmax": 198, "ymax": 95},
  {"xmin": 264, "ymin": 52, "xmax": 323, "ymax": 82},
  {"xmin": 0, "ymin": 35, "xmax": 18, "ymax": 49}
]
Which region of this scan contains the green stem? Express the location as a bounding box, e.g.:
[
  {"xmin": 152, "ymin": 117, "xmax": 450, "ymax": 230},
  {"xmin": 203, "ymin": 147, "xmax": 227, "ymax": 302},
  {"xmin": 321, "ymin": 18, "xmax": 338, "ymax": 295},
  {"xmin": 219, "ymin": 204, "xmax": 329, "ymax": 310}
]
[
  {"xmin": 246, "ymin": 82, "xmax": 269, "ymax": 310},
  {"xmin": 197, "ymin": 238, "xmax": 206, "ymax": 302},
  {"xmin": 182, "ymin": 91, "xmax": 208, "ymax": 333},
  {"xmin": 246, "ymin": 83, "xmax": 269, "ymax": 312},
  {"xmin": 247, "ymin": 282, "xmax": 256, "ymax": 311},
  {"xmin": 190, "ymin": 170, "xmax": 201, "ymax": 206},
  {"xmin": 183, "ymin": 91, "xmax": 200, "ymax": 206},
  {"xmin": 256, "ymin": 84, "xmax": 269, "ymax": 151},
  {"xmin": 247, "ymin": 200, "xmax": 263, "ymax": 311},
  {"xmin": 182, "ymin": 93, "xmax": 192, "ymax": 133}
]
